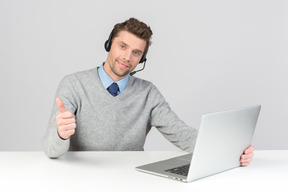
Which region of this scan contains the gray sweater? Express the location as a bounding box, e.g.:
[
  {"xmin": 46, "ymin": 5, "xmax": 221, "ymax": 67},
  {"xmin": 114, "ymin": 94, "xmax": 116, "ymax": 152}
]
[{"xmin": 42, "ymin": 67, "xmax": 198, "ymax": 158}]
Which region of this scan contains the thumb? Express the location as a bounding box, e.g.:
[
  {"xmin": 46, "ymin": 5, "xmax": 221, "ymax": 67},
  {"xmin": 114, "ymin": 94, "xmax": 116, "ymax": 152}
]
[{"xmin": 56, "ymin": 97, "xmax": 67, "ymax": 113}]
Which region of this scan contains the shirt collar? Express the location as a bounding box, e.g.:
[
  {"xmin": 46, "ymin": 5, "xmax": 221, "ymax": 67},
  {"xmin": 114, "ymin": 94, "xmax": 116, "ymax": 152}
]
[{"xmin": 97, "ymin": 63, "xmax": 130, "ymax": 94}]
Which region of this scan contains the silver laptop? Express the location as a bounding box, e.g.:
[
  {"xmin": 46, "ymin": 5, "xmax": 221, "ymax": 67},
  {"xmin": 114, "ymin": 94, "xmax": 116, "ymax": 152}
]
[{"xmin": 136, "ymin": 105, "xmax": 261, "ymax": 182}]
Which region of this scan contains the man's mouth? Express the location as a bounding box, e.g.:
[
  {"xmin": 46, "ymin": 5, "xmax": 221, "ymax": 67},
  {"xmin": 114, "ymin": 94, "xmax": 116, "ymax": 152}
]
[{"xmin": 117, "ymin": 60, "xmax": 129, "ymax": 69}]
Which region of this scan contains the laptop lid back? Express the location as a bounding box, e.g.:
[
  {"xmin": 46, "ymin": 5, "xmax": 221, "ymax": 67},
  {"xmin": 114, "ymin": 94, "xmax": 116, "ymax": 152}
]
[{"xmin": 187, "ymin": 105, "xmax": 261, "ymax": 182}]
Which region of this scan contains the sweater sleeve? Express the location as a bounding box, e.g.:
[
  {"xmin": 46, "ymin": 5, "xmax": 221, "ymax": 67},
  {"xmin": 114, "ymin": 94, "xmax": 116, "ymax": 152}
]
[
  {"xmin": 149, "ymin": 85, "xmax": 198, "ymax": 153},
  {"xmin": 42, "ymin": 75, "xmax": 78, "ymax": 158}
]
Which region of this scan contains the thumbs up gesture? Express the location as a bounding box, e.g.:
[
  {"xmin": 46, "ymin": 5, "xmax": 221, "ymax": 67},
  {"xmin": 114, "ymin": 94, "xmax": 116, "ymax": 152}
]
[{"xmin": 55, "ymin": 98, "xmax": 76, "ymax": 140}]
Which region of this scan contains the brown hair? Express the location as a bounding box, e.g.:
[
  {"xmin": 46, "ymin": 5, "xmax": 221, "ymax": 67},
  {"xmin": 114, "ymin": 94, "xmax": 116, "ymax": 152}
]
[{"xmin": 112, "ymin": 18, "xmax": 153, "ymax": 51}]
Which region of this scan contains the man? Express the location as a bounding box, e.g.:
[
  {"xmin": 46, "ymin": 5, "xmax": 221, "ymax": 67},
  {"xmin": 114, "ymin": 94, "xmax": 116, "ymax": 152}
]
[{"xmin": 42, "ymin": 18, "xmax": 254, "ymax": 166}]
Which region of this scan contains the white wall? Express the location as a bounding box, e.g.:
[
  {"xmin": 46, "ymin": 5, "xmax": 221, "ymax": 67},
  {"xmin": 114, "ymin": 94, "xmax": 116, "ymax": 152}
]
[{"xmin": 0, "ymin": 0, "xmax": 287, "ymax": 151}]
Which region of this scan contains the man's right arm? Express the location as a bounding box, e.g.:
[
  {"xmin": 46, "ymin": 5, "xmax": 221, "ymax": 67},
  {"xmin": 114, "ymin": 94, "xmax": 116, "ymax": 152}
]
[{"xmin": 42, "ymin": 76, "xmax": 78, "ymax": 158}]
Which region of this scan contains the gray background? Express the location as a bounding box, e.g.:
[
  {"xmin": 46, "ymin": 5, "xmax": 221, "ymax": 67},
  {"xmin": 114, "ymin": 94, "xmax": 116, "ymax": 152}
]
[{"xmin": 0, "ymin": 0, "xmax": 287, "ymax": 151}]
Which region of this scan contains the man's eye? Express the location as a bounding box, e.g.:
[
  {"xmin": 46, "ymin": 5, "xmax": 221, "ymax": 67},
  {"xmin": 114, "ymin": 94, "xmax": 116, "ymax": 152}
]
[
  {"xmin": 120, "ymin": 45, "xmax": 125, "ymax": 49},
  {"xmin": 133, "ymin": 51, "xmax": 140, "ymax": 56}
]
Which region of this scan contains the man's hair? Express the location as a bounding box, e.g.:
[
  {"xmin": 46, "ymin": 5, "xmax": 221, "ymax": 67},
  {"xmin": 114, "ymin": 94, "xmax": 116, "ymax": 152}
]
[{"xmin": 112, "ymin": 18, "xmax": 153, "ymax": 51}]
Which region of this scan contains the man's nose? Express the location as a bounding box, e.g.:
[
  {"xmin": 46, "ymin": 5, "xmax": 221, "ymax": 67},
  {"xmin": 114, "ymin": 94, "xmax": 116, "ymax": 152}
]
[{"xmin": 123, "ymin": 50, "xmax": 132, "ymax": 62}]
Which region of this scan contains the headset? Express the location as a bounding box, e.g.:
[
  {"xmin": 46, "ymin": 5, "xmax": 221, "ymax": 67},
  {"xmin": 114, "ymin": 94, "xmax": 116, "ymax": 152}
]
[{"xmin": 104, "ymin": 29, "xmax": 148, "ymax": 76}]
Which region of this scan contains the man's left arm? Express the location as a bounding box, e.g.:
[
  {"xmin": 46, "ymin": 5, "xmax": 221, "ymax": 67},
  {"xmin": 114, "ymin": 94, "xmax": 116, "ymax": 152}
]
[
  {"xmin": 148, "ymin": 84, "xmax": 255, "ymax": 166},
  {"xmin": 148, "ymin": 85, "xmax": 198, "ymax": 153}
]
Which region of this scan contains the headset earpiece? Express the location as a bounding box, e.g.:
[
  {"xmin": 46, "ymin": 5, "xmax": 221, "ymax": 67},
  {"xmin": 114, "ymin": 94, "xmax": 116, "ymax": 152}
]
[
  {"xmin": 104, "ymin": 30, "xmax": 114, "ymax": 52},
  {"xmin": 139, "ymin": 48, "xmax": 148, "ymax": 63}
]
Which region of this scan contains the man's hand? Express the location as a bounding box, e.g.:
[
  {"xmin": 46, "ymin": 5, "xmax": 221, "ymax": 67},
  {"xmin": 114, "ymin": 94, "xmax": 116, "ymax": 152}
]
[
  {"xmin": 240, "ymin": 145, "xmax": 255, "ymax": 167},
  {"xmin": 56, "ymin": 97, "xmax": 76, "ymax": 140}
]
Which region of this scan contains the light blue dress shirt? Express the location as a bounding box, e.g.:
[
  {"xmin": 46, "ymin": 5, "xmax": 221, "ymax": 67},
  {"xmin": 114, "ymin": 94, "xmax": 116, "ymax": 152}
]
[{"xmin": 97, "ymin": 63, "xmax": 130, "ymax": 95}]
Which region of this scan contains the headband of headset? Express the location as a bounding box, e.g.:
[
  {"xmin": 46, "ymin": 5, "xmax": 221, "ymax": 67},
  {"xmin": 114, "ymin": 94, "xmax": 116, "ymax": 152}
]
[{"xmin": 104, "ymin": 29, "xmax": 148, "ymax": 63}]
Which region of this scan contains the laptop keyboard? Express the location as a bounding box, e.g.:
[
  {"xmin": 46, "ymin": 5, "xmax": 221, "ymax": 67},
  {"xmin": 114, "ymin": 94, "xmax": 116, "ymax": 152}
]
[{"xmin": 165, "ymin": 164, "xmax": 190, "ymax": 176}]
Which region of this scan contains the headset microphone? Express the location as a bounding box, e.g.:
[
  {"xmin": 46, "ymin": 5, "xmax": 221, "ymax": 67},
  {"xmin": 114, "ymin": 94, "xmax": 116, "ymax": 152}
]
[{"xmin": 130, "ymin": 60, "xmax": 146, "ymax": 76}]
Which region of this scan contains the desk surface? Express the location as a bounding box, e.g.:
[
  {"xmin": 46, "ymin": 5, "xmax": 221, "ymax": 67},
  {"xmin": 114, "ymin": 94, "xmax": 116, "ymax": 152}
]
[{"xmin": 0, "ymin": 150, "xmax": 287, "ymax": 192}]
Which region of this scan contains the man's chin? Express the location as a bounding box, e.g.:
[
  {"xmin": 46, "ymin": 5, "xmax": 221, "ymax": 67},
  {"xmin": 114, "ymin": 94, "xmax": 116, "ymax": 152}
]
[{"xmin": 112, "ymin": 69, "xmax": 130, "ymax": 78}]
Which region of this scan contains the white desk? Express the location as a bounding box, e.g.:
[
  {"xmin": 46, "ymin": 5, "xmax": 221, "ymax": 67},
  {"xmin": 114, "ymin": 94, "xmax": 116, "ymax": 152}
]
[{"xmin": 0, "ymin": 151, "xmax": 287, "ymax": 192}]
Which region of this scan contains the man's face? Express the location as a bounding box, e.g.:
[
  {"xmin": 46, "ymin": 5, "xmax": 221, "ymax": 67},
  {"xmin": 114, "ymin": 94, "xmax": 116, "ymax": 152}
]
[{"xmin": 104, "ymin": 30, "xmax": 147, "ymax": 81}]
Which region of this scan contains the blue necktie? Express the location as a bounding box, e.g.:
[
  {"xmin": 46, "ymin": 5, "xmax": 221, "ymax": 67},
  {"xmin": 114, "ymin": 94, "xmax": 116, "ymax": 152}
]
[{"xmin": 107, "ymin": 83, "xmax": 119, "ymax": 96}]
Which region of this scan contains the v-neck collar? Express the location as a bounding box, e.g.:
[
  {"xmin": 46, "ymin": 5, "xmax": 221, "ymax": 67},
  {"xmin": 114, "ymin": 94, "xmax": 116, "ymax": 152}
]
[
  {"xmin": 94, "ymin": 67, "xmax": 134, "ymax": 99},
  {"xmin": 97, "ymin": 63, "xmax": 130, "ymax": 95}
]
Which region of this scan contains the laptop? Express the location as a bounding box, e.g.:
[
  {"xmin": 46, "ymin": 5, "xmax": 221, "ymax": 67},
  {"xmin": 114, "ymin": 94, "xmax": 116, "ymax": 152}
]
[{"xmin": 136, "ymin": 105, "xmax": 261, "ymax": 182}]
